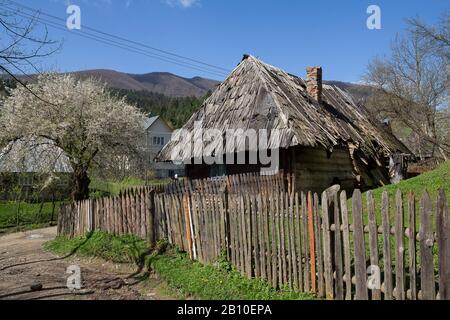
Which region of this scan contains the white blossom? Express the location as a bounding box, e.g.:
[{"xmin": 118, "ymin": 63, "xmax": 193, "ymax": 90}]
[{"xmin": 0, "ymin": 73, "xmax": 146, "ymax": 199}]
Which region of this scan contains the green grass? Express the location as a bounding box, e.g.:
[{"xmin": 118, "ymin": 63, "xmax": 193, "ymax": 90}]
[
  {"xmin": 343, "ymin": 161, "xmax": 450, "ymax": 270},
  {"xmin": 45, "ymin": 231, "xmax": 315, "ymax": 300},
  {"xmin": 367, "ymin": 160, "xmax": 449, "ymax": 205},
  {"xmin": 90, "ymin": 177, "xmax": 147, "ymax": 197},
  {"xmin": 90, "ymin": 177, "xmax": 170, "ymax": 197},
  {"xmin": 44, "ymin": 231, "xmax": 149, "ymax": 264},
  {"xmin": 148, "ymin": 249, "xmax": 315, "ymax": 300},
  {"xmin": 347, "ymin": 161, "xmax": 450, "ymax": 225},
  {"xmin": 0, "ymin": 201, "xmax": 61, "ymax": 234}
]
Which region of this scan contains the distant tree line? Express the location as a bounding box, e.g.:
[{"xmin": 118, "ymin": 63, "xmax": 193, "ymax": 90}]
[{"xmin": 112, "ymin": 89, "xmax": 210, "ymax": 129}]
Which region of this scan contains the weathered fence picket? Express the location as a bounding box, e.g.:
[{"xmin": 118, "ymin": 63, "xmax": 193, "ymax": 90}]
[
  {"xmin": 301, "ymin": 192, "xmax": 310, "ymax": 292},
  {"xmin": 407, "ymin": 192, "xmax": 417, "ymax": 300},
  {"xmin": 436, "ymin": 190, "xmax": 450, "ymax": 300},
  {"xmin": 333, "ymin": 192, "xmax": 344, "ymax": 300},
  {"xmin": 381, "ymin": 191, "xmax": 393, "ymax": 300},
  {"xmin": 367, "ymin": 191, "xmax": 380, "ymax": 300},
  {"xmin": 339, "ymin": 191, "xmax": 352, "ymax": 300},
  {"xmin": 321, "ymin": 192, "xmax": 333, "ymax": 300},
  {"xmin": 313, "ymin": 193, "xmax": 324, "ymax": 298},
  {"xmin": 419, "ymin": 191, "xmax": 434, "ymax": 300},
  {"xmin": 352, "ymin": 189, "xmax": 368, "ymax": 300},
  {"xmin": 395, "ymin": 190, "xmax": 405, "ymax": 300}
]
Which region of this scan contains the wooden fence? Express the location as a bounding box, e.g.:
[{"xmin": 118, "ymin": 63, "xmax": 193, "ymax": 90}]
[
  {"xmin": 57, "ymin": 186, "xmax": 155, "ymax": 242},
  {"xmin": 57, "ymin": 175, "xmax": 450, "ymax": 300}
]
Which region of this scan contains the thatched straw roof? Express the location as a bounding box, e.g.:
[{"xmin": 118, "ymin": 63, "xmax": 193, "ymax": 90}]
[{"xmin": 157, "ymin": 55, "xmax": 409, "ymax": 162}]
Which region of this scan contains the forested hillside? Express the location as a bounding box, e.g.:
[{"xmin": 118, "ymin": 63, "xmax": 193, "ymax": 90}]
[{"xmin": 113, "ymin": 88, "xmax": 209, "ymax": 129}]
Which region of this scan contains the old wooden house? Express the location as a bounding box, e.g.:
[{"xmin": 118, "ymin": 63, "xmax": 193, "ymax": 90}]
[{"xmin": 157, "ymin": 55, "xmax": 410, "ymax": 194}]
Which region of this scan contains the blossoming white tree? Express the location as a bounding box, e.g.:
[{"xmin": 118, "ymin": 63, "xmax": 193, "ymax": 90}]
[{"xmin": 0, "ymin": 74, "xmax": 146, "ymax": 200}]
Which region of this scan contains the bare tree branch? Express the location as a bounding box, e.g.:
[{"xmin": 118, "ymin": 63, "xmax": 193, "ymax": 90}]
[
  {"xmin": 363, "ymin": 12, "xmax": 450, "ymax": 161},
  {"xmin": 0, "ymin": 0, "xmax": 60, "ymax": 101}
]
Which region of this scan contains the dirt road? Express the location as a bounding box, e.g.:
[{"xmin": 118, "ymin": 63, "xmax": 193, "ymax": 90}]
[{"xmin": 0, "ymin": 227, "xmax": 169, "ymax": 300}]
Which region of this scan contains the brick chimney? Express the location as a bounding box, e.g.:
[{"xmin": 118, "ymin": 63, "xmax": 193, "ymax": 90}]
[{"xmin": 306, "ymin": 67, "xmax": 323, "ymax": 103}]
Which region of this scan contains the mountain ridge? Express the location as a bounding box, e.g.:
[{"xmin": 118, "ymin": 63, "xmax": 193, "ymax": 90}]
[
  {"xmin": 72, "ymin": 69, "xmax": 372, "ymax": 101},
  {"xmin": 2, "ymin": 68, "xmax": 373, "ymax": 101},
  {"xmin": 70, "ymin": 69, "xmax": 221, "ymax": 97}
]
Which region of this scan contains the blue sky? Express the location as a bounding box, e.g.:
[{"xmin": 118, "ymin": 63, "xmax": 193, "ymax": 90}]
[{"xmin": 9, "ymin": 0, "xmax": 450, "ymax": 82}]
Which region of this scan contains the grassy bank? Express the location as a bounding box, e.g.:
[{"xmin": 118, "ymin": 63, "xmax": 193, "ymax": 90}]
[
  {"xmin": 366, "ymin": 160, "xmax": 449, "ymax": 205},
  {"xmin": 0, "ymin": 201, "xmax": 61, "ymax": 234},
  {"xmin": 348, "ymin": 160, "xmax": 450, "ymax": 225},
  {"xmin": 45, "ymin": 231, "xmax": 315, "ymax": 300},
  {"xmin": 341, "ymin": 162, "xmax": 449, "ymax": 268}
]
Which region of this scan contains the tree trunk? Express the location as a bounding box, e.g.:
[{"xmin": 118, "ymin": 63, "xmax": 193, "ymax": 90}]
[
  {"xmin": 51, "ymin": 193, "xmax": 56, "ymax": 223},
  {"xmin": 72, "ymin": 169, "xmax": 90, "ymax": 201}
]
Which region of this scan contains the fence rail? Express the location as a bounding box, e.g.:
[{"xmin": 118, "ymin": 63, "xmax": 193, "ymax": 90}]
[{"xmin": 57, "ymin": 173, "xmax": 450, "ymax": 300}]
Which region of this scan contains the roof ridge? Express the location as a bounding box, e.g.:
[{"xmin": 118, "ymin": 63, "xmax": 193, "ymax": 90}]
[
  {"xmin": 248, "ymin": 57, "xmax": 334, "ymax": 147},
  {"xmin": 244, "ymin": 57, "xmax": 291, "ymax": 130}
]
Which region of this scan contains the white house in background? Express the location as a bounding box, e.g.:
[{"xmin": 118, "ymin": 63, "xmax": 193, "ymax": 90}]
[{"xmin": 143, "ymin": 116, "xmax": 184, "ymax": 179}]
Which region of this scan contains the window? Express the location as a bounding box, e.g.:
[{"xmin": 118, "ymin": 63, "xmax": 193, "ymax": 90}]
[{"xmin": 152, "ymin": 136, "xmax": 165, "ymax": 146}]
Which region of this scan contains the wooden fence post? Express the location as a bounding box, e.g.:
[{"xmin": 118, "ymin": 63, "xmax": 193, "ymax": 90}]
[
  {"xmin": 395, "ymin": 190, "xmax": 405, "ymax": 300},
  {"xmin": 407, "ymin": 192, "xmax": 417, "ymax": 300},
  {"xmin": 352, "ymin": 189, "xmax": 368, "ymax": 300},
  {"xmin": 333, "ymin": 192, "xmax": 344, "ymax": 300},
  {"xmin": 307, "ymin": 192, "xmax": 316, "ymax": 293},
  {"xmin": 340, "ymin": 191, "xmax": 352, "ymax": 300},
  {"xmin": 381, "ymin": 191, "xmax": 393, "ymax": 300},
  {"xmin": 367, "ymin": 191, "xmax": 381, "ymax": 300},
  {"xmin": 148, "ymin": 190, "xmax": 156, "ymax": 247},
  {"xmin": 436, "ymin": 189, "xmax": 450, "ymax": 300},
  {"xmin": 419, "ymin": 191, "xmax": 435, "ymax": 300},
  {"xmin": 288, "ymin": 192, "xmax": 297, "ymax": 289},
  {"xmin": 301, "ymin": 192, "xmax": 310, "ymax": 292},
  {"xmin": 321, "ymin": 191, "xmax": 333, "ymax": 300},
  {"xmin": 314, "ymin": 193, "xmax": 324, "ymax": 298},
  {"xmin": 183, "ymin": 194, "xmax": 193, "ymax": 259}
]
